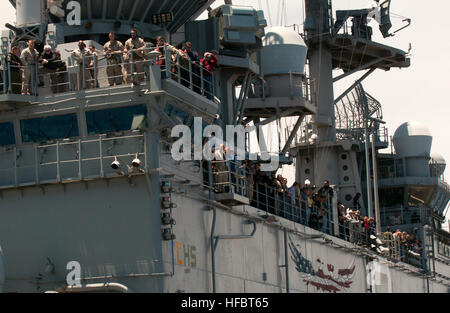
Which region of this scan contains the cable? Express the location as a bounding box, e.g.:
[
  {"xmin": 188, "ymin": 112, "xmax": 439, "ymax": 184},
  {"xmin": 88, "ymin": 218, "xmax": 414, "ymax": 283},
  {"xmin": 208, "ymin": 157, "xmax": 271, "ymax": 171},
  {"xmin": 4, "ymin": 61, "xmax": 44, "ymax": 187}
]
[{"xmin": 265, "ymin": 0, "xmax": 272, "ymax": 27}]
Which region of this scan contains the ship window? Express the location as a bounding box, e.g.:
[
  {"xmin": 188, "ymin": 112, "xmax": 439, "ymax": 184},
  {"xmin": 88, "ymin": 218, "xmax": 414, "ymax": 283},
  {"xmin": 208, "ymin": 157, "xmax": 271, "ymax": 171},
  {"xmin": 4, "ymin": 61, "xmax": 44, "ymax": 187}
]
[
  {"xmin": 20, "ymin": 114, "xmax": 79, "ymax": 143},
  {"xmin": 86, "ymin": 105, "xmax": 147, "ymax": 135},
  {"xmin": 0, "ymin": 122, "xmax": 15, "ymax": 146}
]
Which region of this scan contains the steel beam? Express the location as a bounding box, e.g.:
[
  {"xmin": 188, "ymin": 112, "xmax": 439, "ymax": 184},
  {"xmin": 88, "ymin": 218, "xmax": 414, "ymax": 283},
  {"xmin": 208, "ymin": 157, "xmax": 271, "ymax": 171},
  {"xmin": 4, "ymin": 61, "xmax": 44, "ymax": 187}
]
[
  {"xmin": 333, "ymin": 68, "xmax": 375, "ymax": 105},
  {"xmin": 281, "ymin": 115, "xmax": 305, "ymax": 155},
  {"xmin": 128, "ymin": 0, "xmax": 140, "ymax": 21}
]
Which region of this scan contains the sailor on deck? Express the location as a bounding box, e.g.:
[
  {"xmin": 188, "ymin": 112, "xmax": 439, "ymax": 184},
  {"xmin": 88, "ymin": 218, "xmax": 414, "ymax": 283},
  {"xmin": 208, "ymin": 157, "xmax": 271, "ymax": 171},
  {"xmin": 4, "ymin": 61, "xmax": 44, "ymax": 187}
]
[
  {"xmin": 124, "ymin": 28, "xmax": 146, "ymax": 84},
  {"xmin": 104, "ymin": 32, "xmax": 124, "ymax": 86},
  {"xmin": 20, "ymin": 39, "xmax": 40, "ymax": 95},
  {"xmin": 6, "ymin": 45, "xmax": 22, "ymax": 94},
  {"xmin": 71, "ymin": 40, "xmax": 93, "ymax": 90}
]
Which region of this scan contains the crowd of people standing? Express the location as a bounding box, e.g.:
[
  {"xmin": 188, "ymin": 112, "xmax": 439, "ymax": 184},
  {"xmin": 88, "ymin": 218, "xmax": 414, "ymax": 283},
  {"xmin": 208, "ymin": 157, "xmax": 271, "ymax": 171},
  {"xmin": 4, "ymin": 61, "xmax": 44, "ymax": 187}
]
[
  {"xmin": 1, "ymin": 29, "xmax": 218, "ymax": 99},
  {"xmin": 208, "ymin": 146, "xmax": 425, "ymax": 268}
]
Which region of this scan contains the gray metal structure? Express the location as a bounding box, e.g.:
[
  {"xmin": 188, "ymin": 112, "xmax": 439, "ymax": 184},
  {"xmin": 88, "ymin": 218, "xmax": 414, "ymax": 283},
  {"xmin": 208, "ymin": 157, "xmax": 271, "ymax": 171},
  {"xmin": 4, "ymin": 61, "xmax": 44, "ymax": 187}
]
[{"xmin": 0, "ymin": 0, "xmax": 448, "ymax": 293}]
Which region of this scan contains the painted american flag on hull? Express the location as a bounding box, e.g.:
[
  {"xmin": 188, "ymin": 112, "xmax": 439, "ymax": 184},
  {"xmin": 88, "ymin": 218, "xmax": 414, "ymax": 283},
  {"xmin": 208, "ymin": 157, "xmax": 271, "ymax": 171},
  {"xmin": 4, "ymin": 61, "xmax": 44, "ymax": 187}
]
[{"xmin": 288, "ymin": 236, "xmax": 356, "ymax": 293}]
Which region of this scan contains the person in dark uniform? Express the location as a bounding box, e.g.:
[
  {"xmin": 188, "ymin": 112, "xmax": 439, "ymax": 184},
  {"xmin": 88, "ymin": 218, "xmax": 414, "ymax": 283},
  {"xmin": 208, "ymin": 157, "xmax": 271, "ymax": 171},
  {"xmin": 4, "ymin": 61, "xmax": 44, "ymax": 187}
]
[
  {"xmin": 40, "ymin": 45, "xmax": 59, "ymax": 93},
  {"xmin": 6, "ymin": 45, "xmax": 23, "ymax": 94}
]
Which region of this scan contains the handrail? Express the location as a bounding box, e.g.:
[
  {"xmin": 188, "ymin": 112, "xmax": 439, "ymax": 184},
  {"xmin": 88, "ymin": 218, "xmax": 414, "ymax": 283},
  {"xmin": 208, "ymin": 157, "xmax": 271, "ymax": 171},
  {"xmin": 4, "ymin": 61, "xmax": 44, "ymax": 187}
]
[
  {"xmin": 207, "ymin": 159, "xmax": 427, "ymax": 269},
  {"xmin": 0, "ymin": 133, "xmax": 146, "ymax": 189},
  {"xmin": 0, "ymin": 45, "xmax": 216, "ymax": 100}
]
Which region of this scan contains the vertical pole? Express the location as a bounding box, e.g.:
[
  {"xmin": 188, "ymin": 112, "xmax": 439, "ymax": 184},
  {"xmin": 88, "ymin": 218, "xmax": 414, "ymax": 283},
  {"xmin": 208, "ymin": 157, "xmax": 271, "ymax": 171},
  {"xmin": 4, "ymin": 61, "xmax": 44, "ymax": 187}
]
[
  {"xmin": 93, "ymin": 54, "xmax": 98, "ymax": 88},
  {"xmin": 35, "ymin": 63, "xmax": 39, "ymax": 96},
  {"xmin": 13, "ymin": 147, "xmax": 18, "ymax": 186},
  {"xmin": 30, "ymin": 65, "xmax": 34, "ymax": 95},
  {"xmin": 144, "ymin": 133, "xmax": 148, "ymax": 170},
  {"xmin": 332, "ymin": 188, "xmax": 339, "ymax": 236},
  {"xmin": 130, "ymin": 50, "xmax": 134, "ymax": 82},
  {"xmin": 371, "ymin": 131, "xmax": 381, "ymax": 234},
  {"xmin": 35, "ymin": 144, "xmax": 39, "ymax": 184},
  {"xmin": 67, "ymin": 58, "xmax": 73, "ymax": 91},
  {"xmin": 208, "ymin": 161, "xmax": 217, "ymax": 293},
  {"xmin": 364, "ymin": 125, "xmax": 373, "ymax": 218},
  {"xmin": 265, "ymin": 185, "xmax": 268, "ymax": 213},
  {"xmin": 7, "ymin": 60, "xmax": 12, "ymax": 94},
  {"xmin": 56, "ymin": 141, "xmax": 61, "ymax": 182},
  {"xmin": 164, "ymin": 44, "xmax": 169, "ymax": 80},
  {"xmin": 305, "ymin": 0, "xmax": 335, "ymax": 142},
  {"xmin": 284, "ymin": 228, "xmax": 290, "ymax": 293},
  {"xmin": 99, "ymin": 136, "xmax": 104, "ymax": 177},
  {"xmin": 189, "ymin": 61, "xmax": 193, "ymax": 90},
  {"xmin": 177, "ymin": 54, "xmax": 181, "ymax": 84},
  {"xmin": 200, "ymin": 64, "xmax": 204, "ymax": 95},
  {"xmin": 82, "ymin": 54, "xmax": 86, "ymax": 89},
  {"xmin": 3, "ymin": 56, "xmax": 7, "ymax": 93},
  {"xmin": 78, "ymin": 139, "xmax": 82, "ymax": 180}
]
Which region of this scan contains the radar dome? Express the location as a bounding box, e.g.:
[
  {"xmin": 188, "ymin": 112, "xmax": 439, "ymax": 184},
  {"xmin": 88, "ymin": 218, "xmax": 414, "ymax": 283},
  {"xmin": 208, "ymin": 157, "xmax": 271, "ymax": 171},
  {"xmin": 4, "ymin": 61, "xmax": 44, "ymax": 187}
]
[
  {"xmin": 393, "ymin": 121, "xmax": 432, "ymax": 157},
  {"xmin": 261, "ymin": 27, "xmax": 307, "ymax": 76},
  {"xmin": 430, "ymin": 152, "xmax": 446, "ymax": 177}
]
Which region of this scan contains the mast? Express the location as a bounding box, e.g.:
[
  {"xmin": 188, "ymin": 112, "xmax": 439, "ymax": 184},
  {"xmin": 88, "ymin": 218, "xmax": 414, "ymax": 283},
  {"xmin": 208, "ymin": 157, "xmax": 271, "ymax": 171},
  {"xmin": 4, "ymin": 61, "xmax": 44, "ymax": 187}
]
[{"xmin": 304, "ymin": 0, "xmax": 335, "ymax": 142}]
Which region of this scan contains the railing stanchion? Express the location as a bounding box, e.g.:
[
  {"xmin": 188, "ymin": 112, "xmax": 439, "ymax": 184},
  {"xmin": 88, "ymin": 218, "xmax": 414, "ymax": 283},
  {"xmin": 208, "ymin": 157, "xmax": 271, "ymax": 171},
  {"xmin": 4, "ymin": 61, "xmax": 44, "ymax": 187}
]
[
  {"xmin": 35, "ymin": 144, "xmax": 39, "ymax": 184},
  {"xmin": 78, "ymin": 139, "xmax": 82, "ymax": 179},
  {"xmin": 130, "ymin": 50, "xmax": 134, "ymax": 83},
  {"xmin": 200, "ymin": 64, "xmax": 204, "ymax": 95},
  {"xmin": 14, "ymin": 147, "xmax": 18, "ymax": 187},
  {"xmin": 56, "ymin": 141, "xmax": 61, "ymax": 182},
  {"xmin": 265, "ymin": 185, "xmax": 268, "ymax": 214},
  {"xmin": 177, "ymin": 54, "xmax": 181, "ymax": 84},
  {"xmin": 82, "ymin": 54, "xmax": 86, "ymax": 89},
  {"xmin": 93, "ymin": 53, "xmax": 98, "ymax": 88},
  {"xmin": 67, "ymin": 58, "xmax": 73, "ymax": 91},
  {"xmin": 7, "ymin": 61, "xmax": 12, "ymax": 94},
  {"xmin": 29, "ymin": 65, "xmax": 34, "ymax": 96},
  {"xmin": 189, "ymin": 61, "xmax": 193, "ymax": 90},
  {"xmin": 99, "ymin": 136, "xmax": 104, "ymax": 178},
  {"xmin": 3, "ymin": 56, "xmax": 7, "ymax": 93}
]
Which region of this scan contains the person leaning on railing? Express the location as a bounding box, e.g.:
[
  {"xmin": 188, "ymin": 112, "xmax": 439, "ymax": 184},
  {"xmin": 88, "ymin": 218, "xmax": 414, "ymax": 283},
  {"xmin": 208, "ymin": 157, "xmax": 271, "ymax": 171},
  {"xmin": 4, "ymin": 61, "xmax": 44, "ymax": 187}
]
[
  {"xmin": 124, "ymin": 28, "xmax": 146, "ymax": 84},
  {"xmin": 170, "ymin": 43, "xmax": 190, "ymax": 84},
  {"xmin": 6, "ymin": 45, "xmax": 22, "ymax": 94},
  {"xmin": 87, "ymin": 45, "xmax": 101, "ymax": 88},
  {"xmin": 154, "ymin": 36, "xmax": 178, "ymax": 79},
  {"xmin": 40, "ymin": 45, "xmax": 59, "ymax": 93},
  {"xmin": 200, "ymin": 51, "xmax": 218, "ymax": 100},
  {"xmin": 103, "ymin": 32, "xmax": 124, "ymax": 86},
  {"xmin": 183, "ymin": 41, "xmax": 201, "ymax": 92},
  {"xmin": 71, "ymin": 41, "xmax": 93, "ymax": 90},
  {"xmin": 337, "ymin": 202, "xmax": 347, "ymax": 240}
]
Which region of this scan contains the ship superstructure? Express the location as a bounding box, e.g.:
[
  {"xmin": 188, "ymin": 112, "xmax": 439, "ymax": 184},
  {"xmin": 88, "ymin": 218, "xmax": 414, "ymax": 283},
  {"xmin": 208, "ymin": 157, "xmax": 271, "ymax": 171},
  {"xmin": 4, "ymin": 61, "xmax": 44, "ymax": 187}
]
[{"xmin": 0, "ymin": 0, "xmax": 448, "ymax": 293}]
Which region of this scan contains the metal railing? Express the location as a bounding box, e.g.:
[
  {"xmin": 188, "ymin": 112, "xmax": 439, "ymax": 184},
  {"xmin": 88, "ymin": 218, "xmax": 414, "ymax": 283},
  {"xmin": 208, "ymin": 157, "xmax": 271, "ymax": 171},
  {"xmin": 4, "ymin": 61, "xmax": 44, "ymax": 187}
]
[
  {"xmin": 0, "ymin": 133, "xmax": 146, "ymax": 189},
  {"xmin": 380, "ymin": 232, "xmax": 425, "ymax": 268},
  {"xmin": 207, "ymin": 160, "xmax": 427, "ymax": 269},
  {"xmin": 0, "ymin": 46, "xmax": 216, "ymax": 100},
  {"xmin": 208, "ymin": 160, "xmax": 335, "ymax": 235}
]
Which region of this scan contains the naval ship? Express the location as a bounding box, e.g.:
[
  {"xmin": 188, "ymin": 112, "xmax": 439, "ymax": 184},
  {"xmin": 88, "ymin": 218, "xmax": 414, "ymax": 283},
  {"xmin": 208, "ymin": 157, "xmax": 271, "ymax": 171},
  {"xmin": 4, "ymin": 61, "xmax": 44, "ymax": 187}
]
[{"xmin": 0, "ymin": 0, "xmax": 448, "ymax": 293}]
